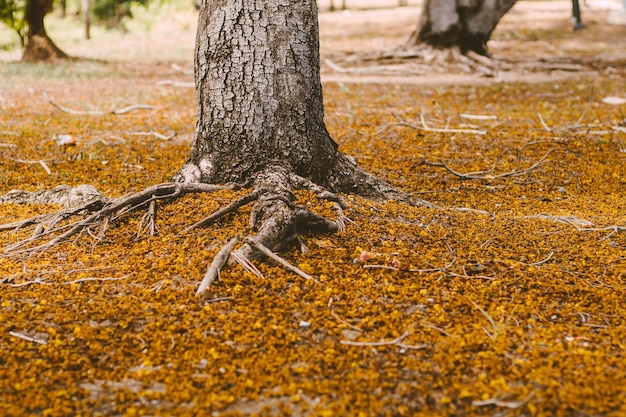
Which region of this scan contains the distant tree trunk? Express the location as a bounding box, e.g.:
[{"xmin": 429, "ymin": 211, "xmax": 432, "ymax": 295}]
[
  {"xmin": 408, "ymin": 0, "xmax": 517, "ymax": 56},
  {"xmin": 23, "ymin": 0, "xmax": 68, "ymax": 62},
  {"xmin": 330, "ymin": 0, "xmax": 347, "ymax": 12},
  {"xmin": 82, "ymin": 0, "xmax": 90, "ymax": 39}
]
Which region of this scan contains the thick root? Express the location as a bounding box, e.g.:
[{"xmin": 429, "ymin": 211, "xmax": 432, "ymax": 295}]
[
  {"xmin": 1, "ymin": 182, "xmax": 234, "ymax": 255},
  {"xmin": 1, "ymin": 162, "xmax": 434, "ymax": 294},
  {"xmin": 325, "ymin": 45, "xmax": 499, "ymax": 76}
]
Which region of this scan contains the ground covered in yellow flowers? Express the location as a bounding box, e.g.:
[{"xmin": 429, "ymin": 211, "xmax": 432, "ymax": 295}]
[{"xmin": 1, "ymin": 8, "xmax": 626, "ymax": 416}]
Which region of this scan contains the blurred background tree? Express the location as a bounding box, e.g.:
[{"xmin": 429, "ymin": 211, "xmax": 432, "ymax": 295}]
[{"xmin": 0, "ymin": 0, "xmax": 150, "ymax": 61}]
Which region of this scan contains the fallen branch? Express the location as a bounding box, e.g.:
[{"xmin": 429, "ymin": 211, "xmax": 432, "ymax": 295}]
[
  {"xmin": 130, "ymin": 131, "xmax": 177, "ymax": 141},
  {"xmin": 197, "ymin": 236, "xmax": 240, "ymax": 295},
  {"xmin": 472, "ymin": 392, "xmax": 536, "ymax": 409},
  {"xmin": 362, "ymin": 264, "xmax": 398, "ymax": 271},
  {"xmin": 111, "ymin": 105, "xmax": 158, "ymax": 115},
  {"xmin": 421, "ymin": 322, "xmax": 457, "ymax": 338},
  {"xmin": 43, "ymin": 92, "xmax": 157, "ymax": 115},
  {"xmin": 423, "ymin": 147, "xmax": 581, "ymax": 181},
  {"xmin": 43, "ymin": 91, "xmax": 104, "ymax": 115},
  {"xmin": 411, "ymin": 257, "xmax": 457, "ymax": 273},
  {"xmin": 375, "ymin": 114, "xmax": 487, "ymax": 136},
  {"xmin": 523, "ymin": 214, "xmax": 625, "ymax": 239},
  {"xmin": 330, "ymin": 310, "xmax": 364, "ymax": 332},
  {"xmin": 171, "ymin": 63, "xmax": 194, "ymax": 76},
  {"xmin": 9, "ymin": 331, "xmax": 47, "ymax": 345},
  {"xmin": 5, "ymin": 157, "xmax": 53, "ymax": 175},
  {"xmin": 156, "ymin": 80, "xmax": 195, "ymax": 88},
  {"xmin": 247, "ymin": 238, "xmax": 313, "ymax": 280},
  {"xmin": 341, "ymin": 329, "xmax": 410, "ymax": 347},
  {"xmin": 65, "ymin": 276, "xmax": 129, "ymax": 285}
]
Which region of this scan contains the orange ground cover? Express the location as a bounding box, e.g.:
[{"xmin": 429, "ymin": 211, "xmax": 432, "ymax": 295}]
[{"xmin": 0, "ymin": 61, "xmax": 625, "ymax": 416}]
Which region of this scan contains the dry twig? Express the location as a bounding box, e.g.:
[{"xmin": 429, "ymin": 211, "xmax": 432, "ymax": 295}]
[
  {"xmin": 156, "ymin": 80, "xmax": 195, "ymax": 88},
  {"xmin": 197, "ymin": 236, "xmax": 241, "ymax": 295},
  {"xmin": 423, "ymin": 147, "xmax": 581, "ymax": 181},
  {"xmin": 9, "ymin": 331, "xmax": 47, "ymax": 345},
  {"xmin": 43, "ymin": 92, "xmax": 157, "ymax": 115},
  {"xmin": 247, "ymin": 238, "xmax": 313, "ymax": 280}
]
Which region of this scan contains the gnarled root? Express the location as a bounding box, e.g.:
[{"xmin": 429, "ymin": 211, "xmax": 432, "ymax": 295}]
[
  {"xmin": 1, "ymin": 162, "xmax": 432, "ymax": 295},
  {"xmin": 0, "ymin": 182, "xmax": 234, "ymax": 254},
  {"xmin": 324, "ymin": 45, "xmax": 499, "ymax": 76},
  {"xmin": 196, "ymin": 166, "xmax": 346, "ymax": 295}
]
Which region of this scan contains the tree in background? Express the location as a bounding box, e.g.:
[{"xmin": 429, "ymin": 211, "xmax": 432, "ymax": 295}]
[
  {"xmin": 408, "ymin": 0, "xmax": 518, "ymax": 56},
  {"xmin": 0, "ymin": 0, "xmax": 148, "ymax": 61},
  {"xmin": 0, "ymin": 0, "xmax": 69, "ymax": 60},
  {"xmin": 327, "ymin": 0, "xmax": 519, "ymax": 74},
  {"xmin": 22, "ymin": 0, "xmax": 68, "ymax": 60}
]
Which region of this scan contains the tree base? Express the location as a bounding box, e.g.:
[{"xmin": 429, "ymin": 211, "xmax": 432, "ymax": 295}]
[
  {"xmin": 325, "ymin": 45, "xmax": 499, "ymax": 77},
  {"xmin": 22, "ymin": 34, "xmax": 69, "ymax": 62},
  {"xmin": 0, "ymin": 162, "xmax": 432, "ymax": 294}
]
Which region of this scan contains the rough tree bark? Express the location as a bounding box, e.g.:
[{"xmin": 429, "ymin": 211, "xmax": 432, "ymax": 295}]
[
  {"xmin": 174, "ymin": 0, "xmax": 426, "ymax": 263},
  {"xmin": 1, "ymin": 0, "xmax": 429, "ymax": 291},
  {"xmin": 22, "ymin": 0, "xmax": 68, "ymax": 62},
  {"xmin": 408, "ymin": 0, "xmax": 518, "ymax": 56}
]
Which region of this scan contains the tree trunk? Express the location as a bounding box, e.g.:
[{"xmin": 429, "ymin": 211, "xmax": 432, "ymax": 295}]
[
  {"xmin": 23, "ymin": 0, "xmax": 68, "ymax": 62},
  {"xmin": 408, "ymin": 0, "xmax": 517, "ymax": 56},
  {"xmin": 173, "ymin": 0, "xmax": 424, "ymax": 259},
  {"xmin": 174, "ymin": 0, "xmax": 403, "ymax": 199}
]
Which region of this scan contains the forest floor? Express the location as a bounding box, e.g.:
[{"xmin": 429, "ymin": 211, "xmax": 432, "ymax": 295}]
[{"xmin": 1, "ymin": 1, "xmax": 625, "ymax": 416}]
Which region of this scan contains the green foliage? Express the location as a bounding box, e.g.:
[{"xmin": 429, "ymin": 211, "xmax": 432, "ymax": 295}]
[
  {"xmin": 92, "ymin": 0, "xmax": 149, "ymax": 26},
  {"xmin": 0, "ymin": 0, "xmax": 26, "ymax": 46}
]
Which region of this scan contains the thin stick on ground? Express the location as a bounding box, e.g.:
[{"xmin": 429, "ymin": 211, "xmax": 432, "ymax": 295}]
[
  {"xmin": 423, "ymin": 147, "xmax": 581, "ymax": 181},
  {"xmin": 330, "ymin": 310, "xmax": 364, "ymax": 332},
  {"xmin": 111, "ymin": 105, "xmax": 158, "ymax": 115},
  {"xmin": 5, "ymin": 157, "xmax": 53, "ymax": 175},
  {"xmin": 171, "ymin": 63, "xmax": 194, "ymax": 75},
  {"xmin": 65, "ymin": 276, "xmax": 130, "ymax": 285},
  {"xmin": 130, "ymin": 131, "xmax": 177, "ymax": 141},
  {"xmin": 373, "ymin": 114, "xmax": 487, "ymax": 136},
  {"xmin": 156, "ymin": 80, "xmax": 195, "ymax": 88},
  {"xmin": 196, "ymin": 236, "xmax": 241, "ymax": 295},
  {"xmin": 247, "ymin": 238, "xmax": 313, "ymax": 280},
  {"xmin": 340, "ymin": 326, "xmax": 425, "ymax": 350},
  {"xmin": 9, "ymin": 331, "xmax": 48, "ymax": 345},
  {"xmin": 43, "ymin": 91, "xmax": 104, "ymax": 115},
  {"xmin": 184, "ymin": 190, "xmax": 263, "ymax": 233},
  {"xmin": 43, "ymin": 92, "xmax": 158, "ymax": 115}
]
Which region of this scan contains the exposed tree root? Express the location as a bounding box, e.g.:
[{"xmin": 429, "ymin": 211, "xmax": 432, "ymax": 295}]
[
  {"xmin": 1, "ymin": 182, "xmax": 233, "ymax": 254},
  {"xmin": 1, "ymin": 151, "xmax": 435, "ymax": 294},
  {"xmin": 325, "ymin": 45, "xmax": 499, "ymax": 76},
  {"xmin": 324, "ymin": 44, "xmax": 602, "ymax": 77},
  {"xmin": 1, "ymin": 161, "xmax": 435, "ymax": 294}
]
